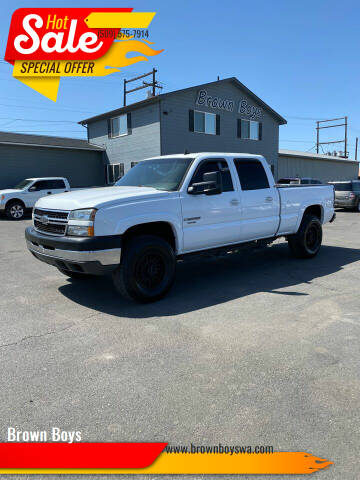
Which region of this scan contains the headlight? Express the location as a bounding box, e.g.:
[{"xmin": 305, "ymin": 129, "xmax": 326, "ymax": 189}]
[
  {"xmin": 68, "ymin": 209, "xmax": 96, "ymax": 221},
  {"xmin": 67, "ymin": 225, "xmax": 93, "ymax": 237},
  {"xmin": 67, "ymin": 208, "xmax": 97, "ymax": 237}
]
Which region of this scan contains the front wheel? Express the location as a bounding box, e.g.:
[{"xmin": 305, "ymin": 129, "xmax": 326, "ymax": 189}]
[
  {"xmin": 6, "ymin": 201, "xmax": 25, "ymax": 220},
  {"xmin": 288, "ymin": 214, "xmax": 322, "ymax": 258},
  {"xmin": 112, "ymin": 235, "xmax": 176, "ymax": 303}
]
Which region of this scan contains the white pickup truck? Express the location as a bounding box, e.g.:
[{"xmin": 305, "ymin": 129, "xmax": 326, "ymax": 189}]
[
  {"xmin": 0, "ymin": 177, "xmax": 70, "ymax": 220},
  {"xmin": 25, "ymin": 153, "xmax": 335, "ymax": 303}
]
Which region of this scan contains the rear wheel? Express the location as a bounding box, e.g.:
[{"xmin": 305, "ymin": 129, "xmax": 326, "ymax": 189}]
[
  {"xmin": 288, "ymin": 214, "xmax": 322, "ymax": 258},
  {"xmin": 6, "ymin": 201, "xmax": 25, "ymax": 220},
  {"xmin": 112, "ymin": 235, "xmax": 176, "ymax": 303},
  {"xmin": 57, "ymin": 268, "xmax": 94, "ymax": 280}
]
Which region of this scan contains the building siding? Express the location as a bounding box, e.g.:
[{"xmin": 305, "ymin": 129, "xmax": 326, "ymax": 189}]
[
  {"xmin": 278, "ymin": 154, "xmax": 359, "ymax": 182},
  {"xmin": 87, "ymin": 104, "xmax": 161, "ymax": 174},
  {"xmin": 160, "ymin": 82, "xmax": 280, "ymax": 176},
  {"xmin": 0, "ymin": 145, "xmax": 105, "ymax": 189}
]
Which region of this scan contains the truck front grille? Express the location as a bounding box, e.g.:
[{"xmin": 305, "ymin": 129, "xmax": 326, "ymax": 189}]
[
  {"xmin": 33, "ymin": 209, "xmax": 70, "ymax": 236},
  {"xmin": 34, "ymin": 208, "xmax": 69, "ymax": 220}
]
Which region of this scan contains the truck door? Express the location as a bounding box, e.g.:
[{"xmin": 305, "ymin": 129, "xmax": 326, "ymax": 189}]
[
  {"xmin": 233, "ymin": 158, "xmax": 280, "ymax": 241},
  {"xmin": 26, "ymin": 180, "xmax": 56, "ymax": 207},
  {"xmin": 180, "ymin": 158, "xmax": 241, "ymax": 252}
]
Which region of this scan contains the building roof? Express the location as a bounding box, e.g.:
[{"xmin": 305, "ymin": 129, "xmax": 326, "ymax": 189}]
[
  {"xmin": 0, "ymin": 131, "xmax": 105, "ymax": 151},
  {"xmin": 279, "ymin": 149, "xmax": 359, "ymax": 164},
  {"xmin": 79, "ymin": 77, "xmax": 287, "ymax": 125}
]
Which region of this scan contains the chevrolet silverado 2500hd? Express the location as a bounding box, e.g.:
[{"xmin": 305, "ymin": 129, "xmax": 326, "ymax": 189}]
[
  {"xmin": 0, "ymin": 177, "xmax": 70, "ymax": 219},
  {"xmin": 25, "ymin": 153, "xmax": 335, "ymax": 303}
]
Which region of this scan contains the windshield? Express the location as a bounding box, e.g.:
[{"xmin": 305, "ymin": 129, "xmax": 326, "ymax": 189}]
[
  {"xmin": 115, "ymin": 157, "xmax": 194, "ymax": 191},
  {"xmin": 14, "ymin": 179, "xmax": 33, "ymax": 190}
]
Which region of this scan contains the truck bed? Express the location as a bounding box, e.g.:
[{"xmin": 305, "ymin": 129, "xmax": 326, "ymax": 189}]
[{"xmin": 276, "ymin": 184, "xmax": 334, "ymax": 235}]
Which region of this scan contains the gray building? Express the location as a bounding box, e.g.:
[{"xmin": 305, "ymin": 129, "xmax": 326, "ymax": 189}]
[
  {"xmin": 0, "ymin": 132, "xmax": 106, "ymax": 189},
  {"xmin": 79, "ymin": 77, "xmax": 287, "ymax": 182},
  {"xmin": 278, "ymin": 149, "xmax": 359, "ymax": 182}
]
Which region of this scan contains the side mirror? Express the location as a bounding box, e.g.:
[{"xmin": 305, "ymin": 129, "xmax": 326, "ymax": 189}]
[
  {"xmin": 28, "ymin": 186, "xmax": 37, "ymax": 192},
  {"xmin": 188, "ymin": 171, "xmax": 222, "ymax": 196}
]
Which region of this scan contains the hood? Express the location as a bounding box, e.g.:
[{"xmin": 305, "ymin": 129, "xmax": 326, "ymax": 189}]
[
  {"xmin": 0, "ymin": 189, "xmax": 23, "ymax": 195},
  {"xmin": 35, "ymin": 186, "xmax": 170, "ymax": 210}
]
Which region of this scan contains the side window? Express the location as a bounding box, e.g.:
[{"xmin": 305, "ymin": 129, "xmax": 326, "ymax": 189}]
[
  {"xmin": 49, "ymin": 180, "xmax": 66, "ymax": 189},
  {"xmin": 234, "ymin": 159, "xmax": 270, "ymax": 191},
  {"xmin": 32, "ymin": 180, "xmax": 51, "ymax": 191},
  {"xmin": 190, "ymin": 159, "xmax": 234, "ymax": 192}
]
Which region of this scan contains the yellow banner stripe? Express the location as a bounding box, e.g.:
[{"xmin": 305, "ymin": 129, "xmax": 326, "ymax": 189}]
[{"xmin": 84, "ymin": 12, "xmax": 156, "ymax": 29}]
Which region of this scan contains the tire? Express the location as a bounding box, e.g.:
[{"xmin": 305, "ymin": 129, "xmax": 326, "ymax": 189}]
[
  {"xmin": 6, "ymin": 200, "xmax": 25, "ymax": 220},
  {"xmin": 112, "ymin": 235, "xmax": 176, "ymax": 303},
  {"xmin": 288, "ymin": 214, "xmax": 322, "ymax": 259},
  {"xmin": 57, "ymin": 268, "xmax": 94, "ymax": 280}
]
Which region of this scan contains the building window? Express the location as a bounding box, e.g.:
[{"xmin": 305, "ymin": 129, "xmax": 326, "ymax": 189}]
[
  {"xmin": 237, "ymin": 119, "xmax": 262, "ymax": 140},
  {"xmin": 106, "ymin": 163, "xmax": 124, "ymax": 184},
  {"xmin": 131, "ymin": 162, "xmax": 139, "ymax": 168},
  {"xmin": 109, "ymin": 113, "xmax": 131, "ymax": 138},
  {"xmin": 189, "ymin": 109, "xmax": 220, "ymax": 135}
]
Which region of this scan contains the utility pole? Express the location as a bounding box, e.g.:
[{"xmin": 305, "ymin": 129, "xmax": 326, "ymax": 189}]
[
  {"xmin": 123, "ymin": 68, "xmax": 162, "ymax": 106},
  {"xmin": 355, "ymin": 137, "xmax": 358, "ymax": 161},
  {"xmin": 316, "ymin": 117, "xmax": 348, "ymax": 158},
  {"xmin": 345, "ymin": 116, "xmax": 348, "ymax": 158},
  {"xmin": 316, "ymin": 121, "xmax": 319, "ymax": 154}
]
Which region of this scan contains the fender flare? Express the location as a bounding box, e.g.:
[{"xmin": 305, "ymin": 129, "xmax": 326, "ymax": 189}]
[
  {"xmin": 115, "ymin": 214, "xmax": 183, "ymax": 253},
  {"xmin": 295, "ymin": 203, "xmax": 324, "ymax": 231}
]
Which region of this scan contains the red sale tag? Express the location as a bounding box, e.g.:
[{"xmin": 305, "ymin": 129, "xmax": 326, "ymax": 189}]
[{"xmin": 5, "ymin": 8, "xmax": 132, "ymax": 62}]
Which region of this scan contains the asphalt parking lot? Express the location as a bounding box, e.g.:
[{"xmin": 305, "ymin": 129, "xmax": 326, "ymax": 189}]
[{"xmin": 1, "ymin": 211, "xmax": 360, "ymax": 480}]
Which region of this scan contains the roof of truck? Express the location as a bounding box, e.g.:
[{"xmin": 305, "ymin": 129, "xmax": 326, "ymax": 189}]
[
  {"xmin": 144, "ymin": 152, "xmax": 265, "ymax": 159},
  {"xmin": 25, "ymin": 177, "xmax": 67, "ymax": 181}
]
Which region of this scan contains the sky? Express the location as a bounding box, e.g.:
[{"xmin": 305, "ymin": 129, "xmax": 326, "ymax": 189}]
[{"xmin": 0, "ymin": 0, "xmax": 359, "ymax": 158}]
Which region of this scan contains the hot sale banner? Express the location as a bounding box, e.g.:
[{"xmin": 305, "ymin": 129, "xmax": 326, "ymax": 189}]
[{"xmin": 4, "ymin": 8, "xmax": 164, "ymax": 101}]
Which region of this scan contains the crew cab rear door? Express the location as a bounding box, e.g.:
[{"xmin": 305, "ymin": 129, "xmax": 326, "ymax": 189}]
[
  {"xmin": 180, "ymin": 158, "xmax": 241, "ymax": 252},
  {"xmin": 233, "ymin": 158, "xmax": 280, "ymax": 241}
]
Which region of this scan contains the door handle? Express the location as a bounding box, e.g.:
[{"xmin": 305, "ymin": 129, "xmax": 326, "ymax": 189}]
[
  {"xmin": 265, "ymin": 196, "xmax": 273, "ymax": 202},
  {"xmin": 47, "ymin": 192, "xmax": 52, "ymax": 195},
  {"xmin": 230, "ymin": 199, "xmax": 240, "ymax": 205}
]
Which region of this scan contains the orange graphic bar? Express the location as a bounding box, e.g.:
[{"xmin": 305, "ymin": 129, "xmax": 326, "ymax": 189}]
[{"xmin": 0, "ymin": 445, "xmax": 333, "ymax": 475}]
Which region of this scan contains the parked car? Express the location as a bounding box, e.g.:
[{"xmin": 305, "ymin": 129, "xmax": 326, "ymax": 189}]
[
  {"xmin": 25, "ymin": 153, "xmax": 335, "ymax": 303},
  {"xmin": 277, "ymin": 177, "xmax": 323, "ymax": 185},
  {"xmin": 0, "ymin": 177, "xmax": 70, "ymax": 219},
  {"xmin": 329, "ymin": 181, "xmax": 360, "ymax": 211}
]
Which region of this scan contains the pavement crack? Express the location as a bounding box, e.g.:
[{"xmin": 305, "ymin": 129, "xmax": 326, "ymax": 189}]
[{"xmin": 0, "ymin": 323, "xmax": 75, "ymax": 349}]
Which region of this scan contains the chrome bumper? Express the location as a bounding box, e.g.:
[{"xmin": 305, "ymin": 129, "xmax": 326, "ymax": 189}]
[{"xmin": 26, "ymin": 240, "xmax": 121, "ymax": 266}]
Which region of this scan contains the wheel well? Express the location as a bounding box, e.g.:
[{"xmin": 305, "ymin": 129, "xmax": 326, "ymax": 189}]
[
  {"xmin": 303, "ymin": 204, "xmax": 322, "ymax": 222},
  {"xmin": 122, "ymin": 222, "xmax": 176, "ymax": 251},
  {"xmin": 6, "ymin": 198, "xmax": 25, "ymax": 209}
]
